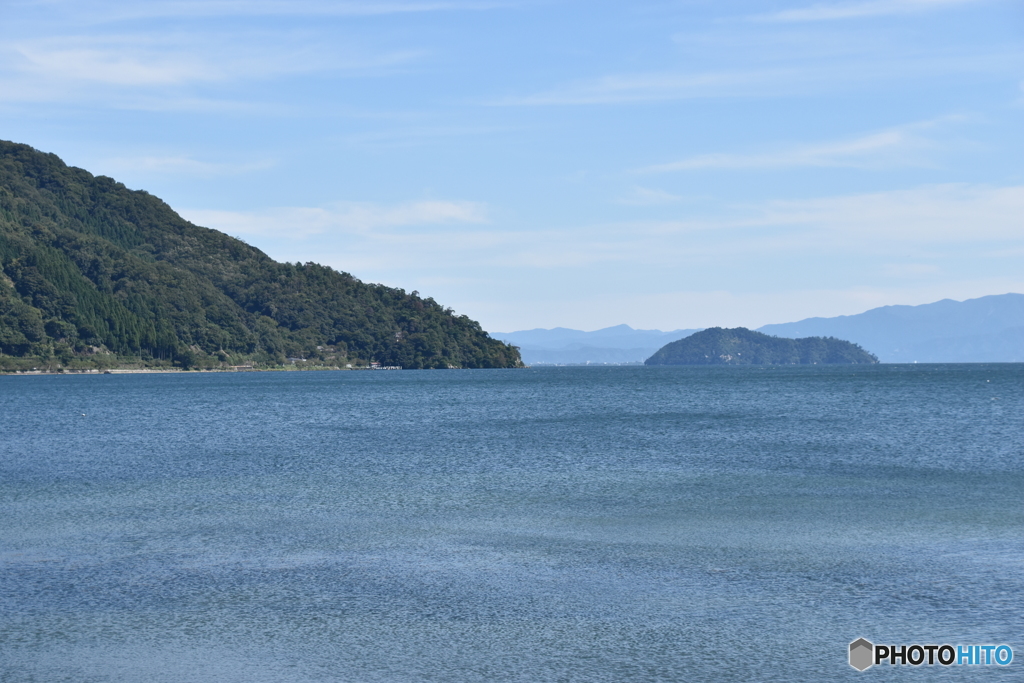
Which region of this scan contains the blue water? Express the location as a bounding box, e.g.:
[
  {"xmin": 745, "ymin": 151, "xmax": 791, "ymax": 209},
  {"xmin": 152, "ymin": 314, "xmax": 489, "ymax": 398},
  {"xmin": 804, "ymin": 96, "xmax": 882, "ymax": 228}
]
[{"xmin": 1, "ymin": 365, "xmax": 1021, "ymax": 681}]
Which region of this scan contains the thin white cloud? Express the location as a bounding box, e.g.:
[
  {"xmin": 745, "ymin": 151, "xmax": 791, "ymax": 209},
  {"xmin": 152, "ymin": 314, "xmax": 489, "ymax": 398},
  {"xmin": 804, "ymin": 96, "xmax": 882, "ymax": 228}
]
[
  {"xmin": 880, "ymin": 263, "xmax": 943, "ymax": 277},
  {"xmin": 190, "ymin": 184, "xmax": 1024, "ymax": 276},
  {"xmin": 491, "ymin": 69, "xmax": 780, "ymax": 106},
  {"xmin": 6, "ymin": 0, "xmax": 514, "ymax": 27},
  {"xmin": 753, "ymin": 0, "xmax": 986, "ymax": 23},
  {"xmin": 541, "ymin": 185, "xmax": 1024, "ymax": 264},
  {"xmin": 6, "ymin": 36, "xmax": 420, "ymax": 88},
  {"xmin": 100, "ymin": 155, "xmax": 274, "ymax": 177},
  {"xmin": 490, "ymin": 50, "xmax": 1017, "ymax": 106},
  {"xmin": 340, "ymin": 124, "xmax": 518, "ymax": 149},
  {"xmin": 84, "ymin": 0, "xmax": 514, "ymax": 21},
  {"xmin": 617, "ymin": 187, "xmax": 683, "ymax": 206},
  {"xmin": 182, "ymin": 200, "xmax": 489, "ymax": 238},
  {"xmin": 576, "ymin": 185, "xmax": 1024, "ymax": 261},
  {"xmin": 641, "ymin": 131, "xmax": 910, "ymax": 172},
  {"xmin": 754, "ymin": 183, "xmax": 1024, "ymax": 245},
  {"xmin": 12, "ymin": 43, "xmax": 214, "ymax": 87},
  {"xmin": 636, "ymin": 121, "xmax": 949, "ymax": 173}
]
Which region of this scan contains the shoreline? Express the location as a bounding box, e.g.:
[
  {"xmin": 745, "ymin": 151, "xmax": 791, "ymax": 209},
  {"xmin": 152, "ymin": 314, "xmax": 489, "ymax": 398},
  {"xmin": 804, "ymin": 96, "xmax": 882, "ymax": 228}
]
[{"xmin": 0, "ymin": 366, "xmax": 353, "ymax": 376}]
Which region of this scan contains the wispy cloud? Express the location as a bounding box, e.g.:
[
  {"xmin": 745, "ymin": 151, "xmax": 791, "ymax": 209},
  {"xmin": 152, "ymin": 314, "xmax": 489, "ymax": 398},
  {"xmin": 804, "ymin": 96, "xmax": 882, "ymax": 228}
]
[
  {"xmin": 187, "ymin": 184, "xmax": 1024, "ymax": 275},
  {"xmin": 552, "ymin": 184, "xmax": 1024, "ymax": 264},
  {"xmin": 599, "ymin": 184, "xmax": 1020, "ymax": 261},
  {"xmin": 0, "ymin": 31, "xmax": 423, "ymax": 113},
  {"xmin": 635, "ymin": 120, "xmax": 954, "ymax": 173},
  {"xmin": 576, "ymin": 185, "xmax": 1024, "ymax": 262},
  {"xmin": 490, "ymin": 49, "xmax": 1016, "ymax": 106},
  {"xmin": 490, "ymin": 69, "xmax": 782, "ymax": 106},
  {"xmin": 133, "ymin": 0, "xmax": 513, "ymax": 19},
  {"xmin": 23, "ymin": 0, "xmax": 513, "ymax": 23},
  {"xmin": 638, "ymin": 131, "xmax": 911, "ymax": 172},
  {"xmin": 6, "ymin": 35, "xmax": 419, "ymax": 88},
  {"xmin": 101, "ymin": 155, "xmax": 274, "ymax": 177},
  {"xmin": 616, "ymin": 187, "xmax": 683, "ymax": 206},
  {"xmin": 753, "ymin": 0, "xmax": 986, "ymax": 23},
  {"xmin": 753, "ymin": 183, "xmax": 1024, "ymax": 245},
  {"xmin": 10, "ymin": 41, "xmax": 216, "ymax": 87},
  {"xmin": 181, "ymin": 200, "xmax": 489, "ymax": 238},
  {"xmin": 340, "ymin": 124, "xmax": 517, "ymax": 149},
  {"xmin": 880, "ymin": 263, "xmax": 943, "ymax": 277}
]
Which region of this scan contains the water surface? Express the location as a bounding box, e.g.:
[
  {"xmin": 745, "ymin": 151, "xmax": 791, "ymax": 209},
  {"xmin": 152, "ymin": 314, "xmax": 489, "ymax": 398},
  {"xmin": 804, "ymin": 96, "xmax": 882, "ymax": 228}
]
[{"xmin": 2, "ymin": 365, "xmax": 1021, "ymax": 681}]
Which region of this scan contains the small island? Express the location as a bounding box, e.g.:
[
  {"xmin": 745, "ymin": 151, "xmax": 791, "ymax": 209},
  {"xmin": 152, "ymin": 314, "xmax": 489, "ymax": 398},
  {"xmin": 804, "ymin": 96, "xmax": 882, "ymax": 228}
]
[{"xmin": 644, "ymin": 327, "xmax": 878, "ymax": 365}]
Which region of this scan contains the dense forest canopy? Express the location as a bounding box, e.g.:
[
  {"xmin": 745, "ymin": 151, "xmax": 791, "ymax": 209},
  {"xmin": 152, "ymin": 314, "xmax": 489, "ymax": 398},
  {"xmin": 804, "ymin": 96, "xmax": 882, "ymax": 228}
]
[
  {"xmin": 645, "ymin": 327, "xmax": 878, "ymax": 365},
  {"xmin": 0, "ymin": 140, "xmax": 522, "ymax": 370}
]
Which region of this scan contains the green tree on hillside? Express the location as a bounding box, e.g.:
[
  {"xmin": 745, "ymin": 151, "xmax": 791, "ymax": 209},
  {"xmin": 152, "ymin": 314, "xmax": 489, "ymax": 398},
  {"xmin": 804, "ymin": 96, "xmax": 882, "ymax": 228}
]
[{"xmin": 0, "ymin": 140, "xmax": 522, "ymax": 370}]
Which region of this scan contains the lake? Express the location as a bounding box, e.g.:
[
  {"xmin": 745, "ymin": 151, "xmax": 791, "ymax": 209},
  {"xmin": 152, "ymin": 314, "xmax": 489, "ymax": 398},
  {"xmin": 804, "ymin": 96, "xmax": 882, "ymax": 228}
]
[{"xmin": 1, "ymin": 365, "xmax": 1021, "ymax": 681}]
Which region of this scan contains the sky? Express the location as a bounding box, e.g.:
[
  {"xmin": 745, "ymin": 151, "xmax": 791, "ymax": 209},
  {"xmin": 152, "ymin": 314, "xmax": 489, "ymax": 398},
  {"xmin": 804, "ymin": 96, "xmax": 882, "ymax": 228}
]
[{"xmin": 1, "ymin": 0, "xmax": 1022, "ymax": 333}]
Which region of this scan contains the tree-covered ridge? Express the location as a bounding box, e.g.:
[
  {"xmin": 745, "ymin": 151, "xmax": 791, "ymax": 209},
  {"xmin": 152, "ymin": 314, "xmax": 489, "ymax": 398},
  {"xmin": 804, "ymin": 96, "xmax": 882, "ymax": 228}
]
[
  {"xmin": 0, "ymin": 140, "xmax": 522, "ymax": 370},
  {"xmin": 644, "ymin": 327, "xmax": 878, "ymax": 365}
]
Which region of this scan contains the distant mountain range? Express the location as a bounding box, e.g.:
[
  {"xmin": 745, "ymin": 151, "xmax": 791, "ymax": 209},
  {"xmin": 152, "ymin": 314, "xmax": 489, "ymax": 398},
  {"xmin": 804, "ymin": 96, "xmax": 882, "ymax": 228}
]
[
  {"xmin": 757, "ymin": 293, "xmax": 1024, "ymax": 363},
  {"xmin": 490, "ymin": 325, "xmax": 699, "ymax": 365},
  {"xmin": 497, "ymin": 293, "xmax": 1024, "ymax": 365}
]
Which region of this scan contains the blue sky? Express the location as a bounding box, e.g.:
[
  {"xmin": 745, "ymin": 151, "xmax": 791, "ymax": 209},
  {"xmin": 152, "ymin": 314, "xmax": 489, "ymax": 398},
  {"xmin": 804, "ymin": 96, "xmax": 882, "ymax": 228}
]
[{"xmin": 2, "ymin": 0, "xmax": 1022, "ymax": 332}]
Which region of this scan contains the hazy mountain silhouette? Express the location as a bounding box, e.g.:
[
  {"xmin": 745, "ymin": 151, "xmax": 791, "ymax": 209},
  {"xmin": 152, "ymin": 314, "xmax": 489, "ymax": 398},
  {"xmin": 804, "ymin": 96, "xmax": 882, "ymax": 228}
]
[
  {"xmin": 491, "ymin": 324, "xmax": 699, "ymax": 365},
  {"xmin": 499, "ymin": 294, "xmax": 1023, "ymax": 365},
  {"xmin": 757, "ymin": 294, "xmax": 1024, "ymax": 362}
]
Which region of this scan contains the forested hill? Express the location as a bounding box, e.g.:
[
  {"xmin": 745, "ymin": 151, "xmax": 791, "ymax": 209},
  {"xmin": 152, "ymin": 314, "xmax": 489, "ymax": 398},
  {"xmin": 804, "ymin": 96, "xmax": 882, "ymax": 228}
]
[
  {"xmin": 645, "ymin": 327, "xmax": 878, "ymax": 365},
  {"xmin": 0, "ymin": 140, "xmax": 522, "ymax": 370}
]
